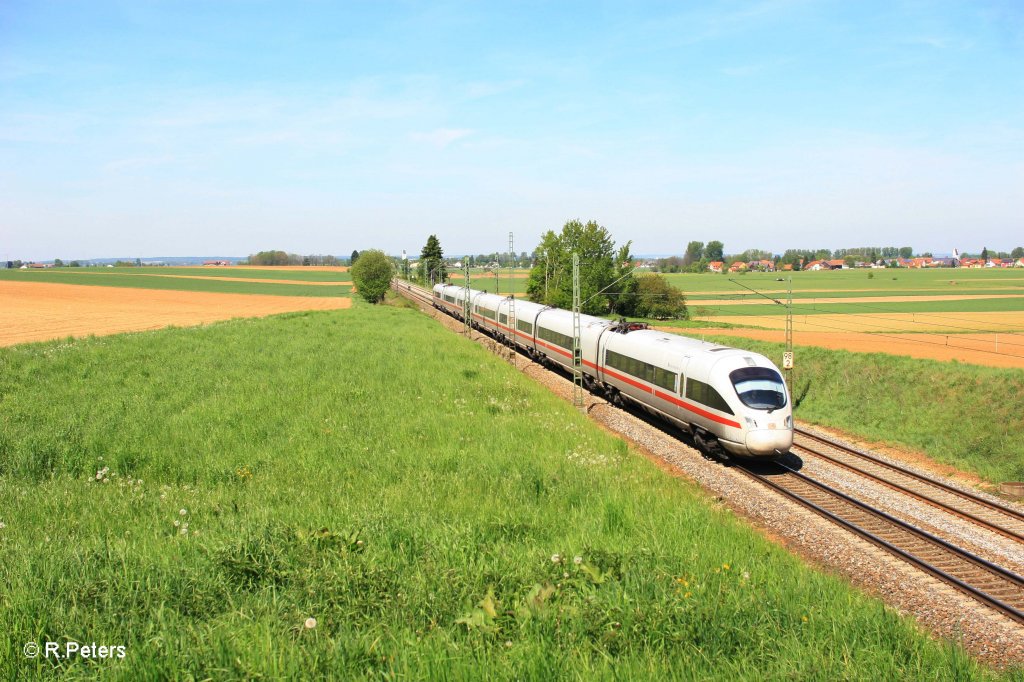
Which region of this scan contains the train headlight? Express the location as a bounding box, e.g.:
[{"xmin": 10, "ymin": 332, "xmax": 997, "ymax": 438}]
[
  {"xmin": 784, "ymin": 415, "xmax": 792, "ymax": 428},
  {"xmin": 744, "ymin": 417, "xmax": 757, "ymax": 429}
]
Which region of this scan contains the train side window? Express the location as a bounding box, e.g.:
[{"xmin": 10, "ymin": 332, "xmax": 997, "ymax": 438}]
[
  {"xmin": 704, "ymin": 386, "xmax": 733, "ymax": 414},
  {"xmin": 607, "ymin": 350, "xmax": 673, "ymax": 389},
  {"xmin": 538, "ymin": 327, "xmax": 572, "ymax": 350},
  {"xmin": 685, "ymin": 379, "xmax": 734, "ymax": 415},
  {"xmin": 653, "ymin": 367, "xmax": 677, "ymax": 392},
  {"xmin": 517, "ymin": 319, "xmax": 533, "ymax": 335},
  {"xmin": 499, "ymin": 313, "xmax": 507, "ymax": 324}
]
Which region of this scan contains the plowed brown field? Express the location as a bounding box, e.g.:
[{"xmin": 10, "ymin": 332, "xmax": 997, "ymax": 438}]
[{"xmin": 1, "ymin": 281, "xmax": 351, "ymax": 347}]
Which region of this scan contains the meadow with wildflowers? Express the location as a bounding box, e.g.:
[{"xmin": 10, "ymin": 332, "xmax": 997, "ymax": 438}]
[{"xmin": 0, "ymin": 301, "xmax": 998, "ymax": 679}]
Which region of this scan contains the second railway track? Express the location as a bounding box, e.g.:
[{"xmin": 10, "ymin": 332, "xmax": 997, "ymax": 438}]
[
  {"xmin": 793, "ymin": 427, "xmax": 1024, "ymax": 544},
  {"xmin": 736, "ymin": 460, "xmax": 1024, "ymax": 625}
]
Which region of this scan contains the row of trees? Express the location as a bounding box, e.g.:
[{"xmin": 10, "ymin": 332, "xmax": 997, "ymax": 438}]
[
  {"xmin": 246, "ymin": 251, "xmax": 345, "ymax": 266},
  {"xmin": 653, "ymin": 240, "xmax": 726, "ymax": 273},
  {"xmin": 648, "ymin": 244, "xmax": 1024, "ymax": 273},
  {"xmin": 5, "ymin": 259, "xmax": 84, "ymax": 268},
  {"xmin": 976, "ymin": 247, "xmax": 1024, "ymax": 260}
]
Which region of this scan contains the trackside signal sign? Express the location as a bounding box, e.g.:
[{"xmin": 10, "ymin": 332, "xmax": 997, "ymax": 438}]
[{"xmin": 783, "ymin": 351, "xmax": 794, "ymax": 369}]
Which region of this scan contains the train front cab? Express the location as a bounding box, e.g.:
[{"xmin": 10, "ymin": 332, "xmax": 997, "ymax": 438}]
[{"xmin": 722, "ymin": 363, "xmax": 792, "ymax": 456}]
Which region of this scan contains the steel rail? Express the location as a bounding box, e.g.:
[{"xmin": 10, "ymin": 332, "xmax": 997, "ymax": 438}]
[
  {"xmin": 737, "ymin": 462, "xmax": 1024, "ymax": 625},
  {"xmin": 794, "ymin": 428, "xmax": 1024, "ymax": 543}
]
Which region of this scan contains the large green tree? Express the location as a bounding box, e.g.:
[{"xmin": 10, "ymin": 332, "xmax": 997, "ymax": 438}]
[
  {"xmin": 635, "ymin": 274, "xmax": 688, "ymax": 320},
  {"xmin": 704, "ymin": 241, "xmax": 724, "ymax": 262},
  {"xmin": 351, "ymin": 249, "xmax": 394, "ymax": 303},
  {"xmin": 418, "ymin": 235, "xmax": 447, "ymax": 284},
  {"xmin": 525, "ymin": 219, "xmax": 637, "ymax": 315},
  {"xmin": 683, "ymin": 241, "xmax": 704, "ymax": 268}
]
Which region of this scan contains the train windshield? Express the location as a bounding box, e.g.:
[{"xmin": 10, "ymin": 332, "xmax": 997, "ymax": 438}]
[{"xmin": 729, "ymin": 367, "xmax": 787, "ymax": 411}]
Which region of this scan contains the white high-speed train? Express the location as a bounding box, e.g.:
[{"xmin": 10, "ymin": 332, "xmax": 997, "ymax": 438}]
[{"xmin": 432, "ymin": 283, "xmax": 793, "ymax": 457}]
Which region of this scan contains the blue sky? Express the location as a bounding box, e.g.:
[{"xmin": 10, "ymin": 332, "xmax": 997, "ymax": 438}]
[{"xmin": 2, "ymin": 1, "xmax": 1021, "ymax": 260}]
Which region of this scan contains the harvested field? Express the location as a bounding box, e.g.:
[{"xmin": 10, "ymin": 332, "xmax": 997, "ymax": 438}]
[
  {"xmin": 659, "ymin": 326, "xmax": 1024, "ymax": 369},
  {"xmin": 695, "ymin": 294, "xmax": 1024, "ymax": 306},
  {"xmin": 692, "ymin": 311, "xmax": 1024, "ymax": 333},
  {"xmin": 0, "ymin": 280, "xmax": 351, "ymax": 347}
]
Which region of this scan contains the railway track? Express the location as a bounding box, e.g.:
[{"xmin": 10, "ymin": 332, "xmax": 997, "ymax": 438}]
[
  {"xmin": 394, "ymin": 279, "xmax": 1024, "ymax": 626},
  {"xmin": 393, "ymin": 280, "xmax": 435, "ymax": 306},
  {"xmin": 736, "ymin": 460, "xmax": 1024, "ymax": 625},
  {"xmin": 793, "ymin": 428, "xmax": 1024, "ymax": 544}
]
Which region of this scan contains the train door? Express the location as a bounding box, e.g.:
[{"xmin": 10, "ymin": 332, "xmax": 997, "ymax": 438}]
[{"xmin": 665, "ymin": 355, "xmax": 690, "ymax": 395}]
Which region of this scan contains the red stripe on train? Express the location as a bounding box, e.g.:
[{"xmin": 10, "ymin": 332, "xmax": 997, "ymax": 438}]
[
  {"xmin": 448, "ymin": 303, "xmax": 739, "ymax": 429},
  {"xmin": 601, "ymin": 366, "xmax": 740, "ymax": 428}
]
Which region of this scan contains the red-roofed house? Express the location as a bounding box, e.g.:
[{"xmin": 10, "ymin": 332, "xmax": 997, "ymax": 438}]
[{"xmin": 708, "ymin": 261, "xmax": 724, "ymax": 273}]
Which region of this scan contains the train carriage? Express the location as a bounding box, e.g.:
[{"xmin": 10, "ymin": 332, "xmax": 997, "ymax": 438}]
[
  {"xmin": 430, "ymin": 283, "xmax": 792, "ymax": 458},
  {"xmin": 495, "ymin": 297, "xmax": 546, "ymax": 351},
  {"xmin": 469, "ymin": 291, "xmax": 505, "ymax": 334},
  {"xmin": 597, "ymin": 329, "xmax": 791, "ymax": 456},
  {"xmin": 530, "ymin": 308, "xmax": 612, "ymax": 372}
]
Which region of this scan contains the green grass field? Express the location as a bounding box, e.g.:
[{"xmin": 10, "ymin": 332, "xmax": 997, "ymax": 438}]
[
  {"xmin": 0, "ymin": 302, "xmax": 995, "ymax": 679},
  {"xmin": 0, "ymin": 268, "xmax": 351, "ymax": 297},
  {"xmin": 662, "ymin": 267, "xmax": 1024, "ymax": 293}
]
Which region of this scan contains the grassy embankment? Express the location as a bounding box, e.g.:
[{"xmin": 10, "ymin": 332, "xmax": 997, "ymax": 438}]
[
  {"xmin": 0, "ymin": 302, "xmax": 993, "ymax": 679},
  {"xmin": 0, "ymin": 269, "xmax": 350, "ymax": 297},
  {"xmin": 700, "ymin": 334, "xmax": 1024, "ymax": 484}
]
